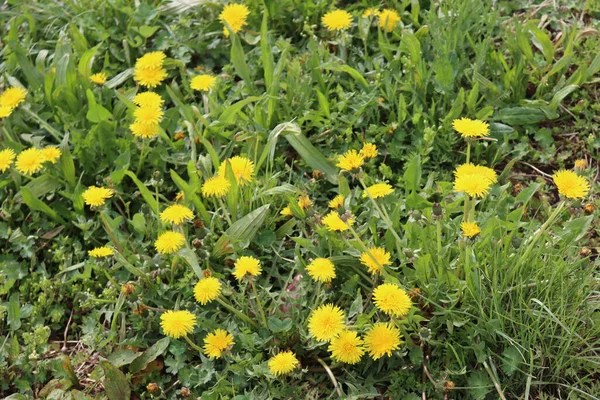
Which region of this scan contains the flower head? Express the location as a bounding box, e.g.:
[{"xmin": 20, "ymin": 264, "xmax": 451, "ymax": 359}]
[
  {"xmin": 298, "ymin": 195, "xmax": 313, "ymax": 210},
  {"xmin": 329, "ymin": 195, "xmax": 345, "ymax": 209},
  {"xmin": 378, "ymin": 9, "xmax": 401, "ymax": 32},
  {"xmin": 201, "ymin": 176, "xmax": 231, "ymax": 197},
  {"xmin": 133, "ymin": 92, "xmax": 164, "ymax": 108},
  {"xmin": 452, "ymin": 117, "xmax": 489, "ymax": 138},
  {"xmin": 0, "ymin": 106, "xmax": 12, "ymax": 118},
  {"xmin": 360, "ymin": 143, "xmax": 378, "ymax": 159},
  {"xmin": 322, "ymin": 9, "xmax": 353, "ymax": 31},
  {"xmin": 134, "ymin": 106, "xmax": 163, "ymax": 124},
  {"xmin": 203, "ymin": 329, "xmax": 235, "ymax": 358},
  {"xmin": 90, "ymin": 72, "xmax": 107, "ymax": 85},
  {"xmin": 130, "ymin": 121, "xmax": 160, "ymax": 139},
  {"xmin": 322, "ymin": 211, "xmax": 354, "ymax": 232},
  {"xmin": 160, "ymin": 310, "xmax": 196, "ymax": 339},
  {"xmin": 154, "ymin": 231, "xmax": 185, "ymax": 254},
  {"xmin": 461, "ymin": 221, "xmax": 481, "ymax": 237},
  {"xmin": 574, "ymin": 159, "xmax": 587, "ymax": 171},
  {"xmin": 373, "ymin": 283, "xmax": 412, "ymax": 317},
  {"xmin": 337, "ymin": 150, "xmax": 365, "ymax": 171},
  {"xmin": 219, "ymin": 3, "xmax": 250, "ymax": 36},
  {"xmin": 135, "ymin": 51, "xmax": 166, "ymax": 70},
  {"xmin": 359, "ymin": 247, "xmax": 391, "ymax": 274},
  {"xmin": 454, "ymin": 173, "xmax": 492, "ymax": 198},
  {"xmin": 88, "ymin": 246, "xmax": 114, "ymax": 258},
  {"xmin": 191, "ymin": 74, "xmax": 216, "ymax": 91},
  {"xmin": 160, "ymin": 204, "xmax": 194, "ymax": 225},
  {"xmin": 308, "ymin": 304, "xmax": 345, "ymax": 342},
  {"xmin": 362, "ymin": 183, "xmax": 394, "ymax": 199},
  {"xmin": 233, "ymin": 256, "xmax": 262, "ymax": 281},
  {"xmin": 280, "ymin": 205, "xmax": 293, "ymax": 216},
  {"xmin": 364, "ymin": 323, "xmax": 401, "ymax": 360},
  {"xmin": 82, "ymin": 186, "xmax": 113, "ymax": 207},
  {"xmin": 454, "ymin": 163, "xmax": 497, "ymax": 184},
  {"xmin": 41, "ymin": 147, "xmax": 61, "ymax": 164},
  {"xmin": 268, "ymin": 351, "xmax": 299, "ymax": 376},
  {"xmin": 0, "ymin": 87, "xmax": 27, "ymax": 109},
  {"xmin": 218, "ymin": 156, "xmax": 255, "ymax": 186},
  {"xmin": 362, "ymin": 8, "xmax": 380, "ymax": 17},
  {"xmin": 0, "ymin": 149, "xmax": 16, "ymax": 172},
  {"xmin": 328, "ymin": 330, "xmax": 365, "ymax": 364},
  {"xmin": 306, "ymin": 258, "xmax": 336, "ymax": 283},
  {"xmin": 15, "ymin": 148, "xmax": 44, "ymax": 175},
  {"xmin": 552, "ymin": 169, "xmax": 590, "ymax": 199},
  {"xmin": 194, "ymin": 277, "xmax": 222, "ymax": 305},
  {"xmin": 134, "ymin": 66, "xmax": 167, "ymax": 88}
]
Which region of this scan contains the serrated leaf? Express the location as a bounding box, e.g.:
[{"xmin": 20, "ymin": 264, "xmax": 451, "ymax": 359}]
[
  {"xmin": 501, "ymin": 347, "xmax": 522, "ymax": 376},
  {"xmin": 130, "ymin": 337, "xmax": 170, "ymax": 373},
  {"xmin": 101, "ymin": 361, "xmax": 131, "ymax": 400}
]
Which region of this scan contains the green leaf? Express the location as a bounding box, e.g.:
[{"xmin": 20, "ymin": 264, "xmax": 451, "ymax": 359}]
[
  {"xmin": 77, "ymin": 45, "xmax": 100, "ymax": 78},
  {"xmin": 106, "ymin": 68, "xmax": 133, "ymax": 89},
  {"xmin": 107, "ymin": 350, "xmax": 139, "ymax": 368},
  {"xmin": 321, "ymin": 63, "xmax": 369, "ymax": 91},
  {"xmin": 218, "ymin": 96, "xmax": 261, "ymax": 127},
  {"xmin": 21, "ymin": 187, "xmax": 65, "ymax": 224},
  {"xmin": 213, "ymin": 205, "xmax": 270, "ymax": 257},
  {"xmin": 268, "ymin": 317, "xmax": 293, "ymax": 333},
  {"xmin": 498, "ymin": 107, "xmax": 545, "ymax": 126},
  {"xmin": 8, "ymin": 292, "xmax": 21, "ymax": 331},
  {"xmin": 501, "ymin": 347, "xmax": 522, "ymax": 376},
  {"xmin": 86, "ymin": 104, "xmax": 112, "ymax": 123},
  {"xmin": 556, "ymin": 215, "xmax": 593, "ymax": 243},
  {"xmin": 60, "ymin": 132, "xmax": 76, "ymax": 188},
  {"xmin": 403, "ymin": 154, "xmax": 422, "ymax": 193},
  {"xmin": 348, "ymin": 289, "xmax": 363, "ymax": 319},
  {"xmin": 179, "ymin": 248, "xmax": 204, "ymax": 280},
  {"xmin": 230, "ymin": 30, "xmax": 252, "ymax": 84},
  {"xmin": 283, "ymin": 124, "xmax": 338, "ymax": 184},
  {"xmin": 129, "ymin": 337, "xmax": 170, "ymax": 373},
  {"xmin": 131, "ymin": 213, "xmax": 146, "ymax": 233},
  {"xmin": 549, "ymin": 84, "xmax": 578, "ymax": 110},
  {"xmin": 139, "ymin": 25, "xmax": 159, "ymax": 38},
  {"xmin": 125, "ymin": 171, "xmax": 159, "ymax": 215},
  {"xmin": 101, "ymin": 361, "xmax": 131, "ymax": 400}
]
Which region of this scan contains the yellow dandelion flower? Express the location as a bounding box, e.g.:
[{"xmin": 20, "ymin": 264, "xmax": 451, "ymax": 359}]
[
  {"xmin": 0, "ymin": 149, "xmax": 16, "ymax": 172},
  {"xmin": 0, "ymin": 87, "xmax": 27, "ymax": 109},
  {"xmin": 133, "ymin": 66, "xmax": 168, "ymax": 88},
  {"xmin": 280, "ymin": 205, "xmax": 293, "ymax": 216},
  {"xmin": 133, "ymin": 92, "xmax": 164, "ymax": 108},
  {"xmin": 218, "ymin": 156, "xmax": 255, "ymax": 186},
  {"xmin": 373, "ymin": 283, "xmax": 412, "ymax": 317},
  {"xmin": 362, "ymin": 8, "xmax": 380, "ymax": 18},
  {"xmin": 329, "ymin": 195, "xmax": 345, "ymax": 209},
  {"xmin": 362, "ymin": 183, "xmax": 394, "ymax": 199},
  {"xmin": 154, "ymin": 231, "xmax": 186, "ymax": 254},
  {"xmin": 219, "ymin": 3, "xmax": 250, "ymax": 36},
  {"xmin": 574, "ymin": 159, "xmax": 588, "ymax": 171},
  {"xmin": 160, "ymin": 310, "xmax": 196, "ymax": 339},
  {"xmin": 360, "ymin": 143, "xmax": 378, "ymax": 159},
  {"xmin": 194, "ymin": 277, "xmax": 222, "ymax": 305},
  {"xmin": 268, "ymin": 351, "xmax": 299, "ymax": 377},
  {"xmin": 359, "ymin": 247, "xmax": 391, "ymax": 275},
  {"xmin": 322, "ymin": 9, "xmax": 353, "ymax": 31},
  {"xmin": 328, "ymin": 330, "xmax": 364, "ymax": 364},
  {"xmin": 0, "ymin": 106, "xmax": 12, "ymax": 118},
  {"xmin": 191, "ymin": 74, "xmax": 216, "ymax": 91},
  {"xmin": 298, "ymin": 195, "xmax": 313, "ymax": 210},
  {"xmin": 378, "ymin": 9, "xmax": 401, "ymax": 32},
  {"xmin": 308, "ymin": 304, "xmax": 345, "ymax": 342},
  {"xmin": 461, "ymin": 221, "xmax": 481, "ymax": 237},
  {"xmin": 134, "ymin": 106, "xmax": 163, "ymax": 124},
  {"xmin": 203, "ymin": 329, "xmax": 235, "ymax": 359},
  {"xmin": 452, "ymin": 117, "xmax": 489, "ymax": 138},
  {"xmin": 201, "ymin": 176, "xmax": 231, "ymax": 197},
  {"xmin": 135, "ymin": 51, "xmax": 166, "ymax": 70},
  {"xmin": 552, "ymin": 169, "xmax": 590, "ymax": 199},
  {"xmin": 454, "ymin": 163, "xmax": 497, "ymax": 184},
  {"xmin": 454, "ymin": 173, "xmax": 492, "ymax": 198},
  {"xmin": 233, "ymin": 256, "xmax": 262, "ymax": 281},
  {"xmin": 90, "ymin": 72, "xmax": 107, "ymax": 85},
  {"xmin": 364, "ymin": 323, "xmax": 401, "ymax": 360},
  {"xmin": 337, "ymin": 149, "xmax": 365, "ymax": 171},
  {"xmin": 88, "ymin": 246, "xmax": 114, "ymax": 258},
  {"xmin": 15, "ymin": 148, "xmax": 44, "ymax": 175},
  {"xmin": 306, "ymin": 258, "xmax": 336, "ymax": 283},
  {"xmin": 322, "ymin": 211, "xmax": 354, "ymax": 232},
  {"xmin": 82, "ymin": 186, "xmax": 113, "ymax": 207},
  {"xmin": 160, "ymin": 204, "xmax": 193, "ymax": 225},
  {"xmin": 130, "ymin": 121, "xmax": 160, "ymax": 139},
  {"xmin": 41, "ymin": 147, "xmax": 61, "ymax": 163}
]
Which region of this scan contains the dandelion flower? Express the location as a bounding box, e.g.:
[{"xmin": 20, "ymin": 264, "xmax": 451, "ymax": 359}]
[
  {"xmin": 41, "ymin": 147, "xmax": 61, "ymax": 163},
  {"xmin": 322, "ymin": 9, "xmax": 353, "ymax": 31},
  {"xmin": 364, "ymin": 323, "xmax": 401, "ymax": 360},
  {"xmin": 306, "ymin": 258, "xmax": 336, "ymax": 283},
  {"xmin": 359, "ymin": 247, "xmax": 391, "ymax": 274},
  {"xmin": 0, "ymin": 149, "xmax": 16, "ymax": 172},
  {"xmin": 454, "ymin": 173, "xmax": 492, "ymax": 198},
  {"xmin": 552, "ymin": 170, "xmax": 590, "ymax": 199},
  {"xmin": 0, "ymin": 87, "xmax": 27, "ymax": 109},
  {"xmin": 461, "ymin": 221, "xmax": 481, "ymax": 238},
  {"xmin": 88, "ymin": 246, "xmax": 114, "ymax": 258},
  {"xmin": 308, "ymin": 304, "xmax": 345, "ymax": 342},
  {"xmin": 194, "ymin": 277, "xmax": 222, "ymax": 305},
  {"xmin": 454, "ymin": 163, "xmax": 497, "ymax": 184},
  {"xmin": 337, "ymin": 150, "xmax": 364, "ymax": 171},
  {"xmin": 160, "ymin": 204, "xmax": 194, "ymax": 225},
  {"xmin": 280, "ymin": 205, "xmax": 293, "ymax": 216},
  {"xmin": 360, "ymin": 143, "xmax": 378, "ymax": 159},
  {"xmin": 133, "ymin": 92, "xmax": 164, "ymax": 108},
  {"xmin": 574, "ymin": 159, "xmax": 587, "ymax": 171},
  {"xmin": 298, "ymin": 195, "xmax": 313, "ymax": 210},
  {"xmin": 218, "ymin": 156, "xmax": 255, "ymax": 186},
  {"xmin": 233, "ymin": 256, "xmax": 262, "ymax": 281},
  {"xmin": 134, "ymin": 106, "xmax": 163, "ymax": 124},
  {"xmin": 160, "ymin": 310, "xmax": 196, "ymax": 339},
  {"xmin": 191, "ymin": 74, "xmax": 216, "ymax": 91},
  {"xmin": 135, "ymin": 51, "xmax": 166, "ymax": 70},
  {"xmin": 329, "ymin": 195, "xmax": 345, "ymax": 209},
  {"xmin": 378, "ymin": 9, "xmax": 401, "ymax": 32},
  {"xmin": 130, "ymin": 121, "xmax": 160, "ymax": 139},
  {"xmin": 82, "ymin": 186, "xmax": 113, "ymax": 207},
  {"xmin": 154, "ymin": 231, "xmax": 185, "ymax": 254},
  {"xmin": 15, "ymin": 148, "xmax": 44, "ymax": 175},
  {"xmin": 134, "ymin": 66, "xmax": 168, "ymax": 88},
  {"xmin": 201, "ymin": 176, "xmax": 231, "ymax": 197},
  {"xmin": 268, "ymin": 351, "xmax": 299, "ymax": 376},
  {"xmin": 362, "ymin": 8, "xmax": 380, "ymax": 17},
  {"xmin": 0, "ymin": 106, "xmax": 12, "ymax": 118},
  {"xmin": 322, "ymin": 211, "xmax": 354, "ymax": 232},
  {"xmin": 90, "ymin": 72, "xmax": 107, "ymax": 85},
  {"xmin": 373, "ymin": 283, "xmax": 412, "ymax": 317},
  {"xmin": 362, "ymin": 183, "xmax": 394, "ymax": 199},
  {"xmin": 219, "ymin": 3, "xmax": 250, "ymax": 36},
  {"xmin": 328, "ymin": 330, "xmax": 364, "ymax": 364},
  {"xmin": 452, "ymin": 117, "xmax": 489, "ymax": 138},
  {"xmin": 203, "ymin": 329, "xmax": 234, "ymax": 359}
]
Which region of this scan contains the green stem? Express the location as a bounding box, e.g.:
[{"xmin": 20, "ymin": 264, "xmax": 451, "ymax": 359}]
[
  {"xmin": 466, "ymin": 141, "xmax": 471, "ymax": 164},
  {"xmin": 100, "ymin": 211, "xmax": 124, "ymax": 254},
  {"xmin": 470, "ymin": 196, "xmax": 476, "ymax": 222},
  {"xmin": 136, "ymin": 140, "xmax": 150, "ymax": 176},
  {"xmin": 216, "ymin": 296, "xmax": 258, "ymax": 328},
  {"xmin": 311, "ymin": 281, "xmax": 322, "ymax": 309},
  {"xmin": 217, "ymin": 197, "xmax": 233, "ymax": 225},
  {"xmin": 250, "ymin": 280, "xmax": 268, "ymax": 329},
  {"xmin": 170, "ymin": 256, "xmax": 178, "ymax": 283},
  {"xmin": 463, "ymin": 195, "xmax": 470, "ymax": 222},
  {"xmin": 519, "ymin": 200, "xmax": 565, "ymax": 265},
  {"xmin": 436, "ymin": 219, "xmax": 442, "ymax": 255},
  {"xmin": 183, "ymin": 335, "xmax": 203, "ymax": 354}
]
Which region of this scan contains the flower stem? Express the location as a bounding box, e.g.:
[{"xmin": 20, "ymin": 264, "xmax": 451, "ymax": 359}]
[
  {"xmin": 466, "ymin": 141, "xmax": 471, "ymax": 164},
  {"xmin": 217, "ymin": 197, "xmax": 233, "ymax": 226},
  {"xmin": 136, "ymin": 140, "xmax": 150, "ymax": 176},
  {"xmin": 183, "ymin": 335, "xmax": 203, "ymax": 354},
  {"xmin": 519, "ymin": 200, "xmax": 565, "ymax": 265},
  {"xmin": 216, "ymin": 296, "xmax": 258, "ymax": 328},
  {"xmin": 100, "ymin": 211, "xmax": 124, "ymax": 254},
  {"xmin": 250, "ymin": 280, "xmax": 268, "ymax": 329}
]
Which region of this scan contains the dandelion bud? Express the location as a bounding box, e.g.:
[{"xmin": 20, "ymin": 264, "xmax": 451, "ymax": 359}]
[
  {"xmin": 432, "ymin": 202, "xmax": 443, "ymax": 217},
  {"xmin": 584, "ymin": 204, "xmax": 594, "ymax": 214},
  {"xmin": 444, "ymin": 381, "xmax": 456, "ymax": 391},
  {"xmin": 580, "ymin": 247, "xmax": 591, "ymax": 257},
  {"xmin": 411, "ymin": 210, "xmax": 422, "ymax": 220},
  {"xmin": 174, "ymin": 131, "xmax": 185, "ymax": 141},
  {"xmin": 192, "ymin": 238, "xmax": 202, "ymax": 248},
  {"xmin": 403, "ymin": 248, "xmax": 414, "ymax": 258},
  {"xmin": 193, "ymin": 219, "xmax": 204, "ymax": 229},
  {"xmin": 203, "ymin": 269, "xmax": 213, "ymax": 278},
  {"xmin": 146, "ymin": 383, "xmax": 159, "ymax": 393},
  {"xmin": 179, "ymin": 387, "xmax": 191, "ymax": 397},
  {"xmin": 121, "ymin": 283, "xmax": 135, "ymax": 295},
  {"xmin": 511, "ymin": 236, "xmax": 522, "ymax": 249}
]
